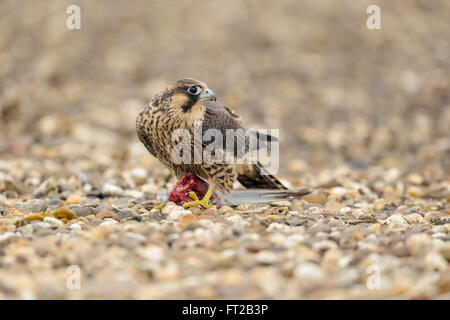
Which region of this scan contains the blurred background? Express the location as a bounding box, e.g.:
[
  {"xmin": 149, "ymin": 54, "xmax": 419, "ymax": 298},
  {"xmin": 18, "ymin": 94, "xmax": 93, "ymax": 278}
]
[{"xmin": 0, "ymin": 0, "xmax": 449, "ymax": 189}]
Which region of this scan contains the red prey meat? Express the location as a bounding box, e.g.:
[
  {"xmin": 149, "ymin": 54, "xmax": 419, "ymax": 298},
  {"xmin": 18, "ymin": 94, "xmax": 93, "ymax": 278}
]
[{"xmin": 168, "ymin": 173, "xmax": 222, "ymax": 208}]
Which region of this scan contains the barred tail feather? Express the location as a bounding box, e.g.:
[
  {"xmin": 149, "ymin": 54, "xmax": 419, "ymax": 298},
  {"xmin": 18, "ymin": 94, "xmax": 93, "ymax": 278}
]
[{"xmin": 237, "ymin": 161, "xmax": 288, "ymax": 190}]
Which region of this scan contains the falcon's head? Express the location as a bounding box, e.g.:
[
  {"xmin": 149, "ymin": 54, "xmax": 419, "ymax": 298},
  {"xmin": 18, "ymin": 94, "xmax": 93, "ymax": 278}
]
[{"xmin": 150, "ymin": 78, "xmax": 216, "ymax": 120}]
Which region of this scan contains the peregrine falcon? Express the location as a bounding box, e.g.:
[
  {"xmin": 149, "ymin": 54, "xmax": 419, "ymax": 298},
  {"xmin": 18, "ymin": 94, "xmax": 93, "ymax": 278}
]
[{"xmin": 136, "ymin": 78, "xmax": 293, "ymax": 209}]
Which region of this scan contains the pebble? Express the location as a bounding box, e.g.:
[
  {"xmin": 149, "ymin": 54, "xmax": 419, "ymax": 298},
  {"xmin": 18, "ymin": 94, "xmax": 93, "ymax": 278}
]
[
  {"xmin": 0, "ymin": 232, "xmax": 20, "ymax": 244},
  {"xmin": 294, "ymin": 262, "xmax": 324, "ymax": 280},
  {"xmin": 96, "ymin": 209, "xmax": 120, "ymax": 221},
  {"xmin": 331, "ymin": 187, "xmax": 347, "ymax": 196},
  {"xmin": 407, "ymin": 174, "xmax": 424, "ymax": 185},
  {"xmin": 48, "ymin": 198, "xmax": 61, "ymax": 206},
  {"xmin": 102, "ymin": 183, "xmax": 124, "ymax": 196},
  {"xmin": 178, "ymin": 214, "xmax": 198, "ymax": 228},
  {"xmin": 66, "ymin": 195, "xmax": 84, "ymax": 204},
  {"xmin": 99, "ymin": 219, "xmax": 119, "ymax": 227},
  {"xmin": 267, "ymin": 206, "xmax": 289, "ymax": 215},
  {"xmin": 168, "ymin": 209, "xmax": 192, "ymax": 222},
  {"xmin": 324, "ymin": 203, "xmax": 347, "ymax": 215},
  {"xmin": 25, "ymin": 212, "xmax": 51, "ymax": 221},
  {"xmin": 321, "ymin": 249, "xmax": 344, "ymax": 271},
  {"xmin": 424, "ymin": 252, "xmax": 448, "ymax": 271},
  {"xmin": 43, "ymin": 217, "xmax": 64, "ymax": 227},
  {"xmin": 385, "ymin": 214, "xmax": 408, "ymax": 229},
  {"xmin": 31, "ymin": 222, "xmax": 53, "ymax": 231},
  {"xmin": 302, "ymin": 193, "xmax": 327, "ymax": 205},
  {"xmin": 270, "ymin": 200, "xmax": 291, "ymax": 207},
  {"xmin": 406, "ymin": 186, "xmax": 425, "ymax": 198},
  {"xmin": 66, "ymin": 205, "xmax": 93, "ymax": 217},
  {"xmin": 307, "ymin": 223, "xmax": 331, "ymax": 235},
  {"xmin": 404, "ymin": 213, "xmax": 426, "ymax": 224},
  {"xmin": 115, "ymin": 209, "xmax": 138, "ymax": 220},
  {"xmin": 283, "ymin": 234, "xmax": 307, "ymax": 248},
  {"xmin": 218, "ymin": 206, "xmax": 233, "ymax": 214},
  {"xmin": 407, "ymin": 233, "xmax": 434, "ymax": 257},
  {"xmin": 34, "ymin": 178, "xmax": 58, "ymax": 196},
  {"xmin": 3, "ymin": 177, "xmax": 29, "ymax": 194},
  {"xmin": 130, "ymin": 168, "xmax": 147, "ymax": 185},
  {"xmin": 438, "ymin": 243, "xmax": 450, "ymax": 261},
  {"xmin": 312, "ymin": 240, "xmax": 338, "ymax": 252},
  {"xmin": 336, "ymin": 268, "xmax": 360, "ymax": 287},
  {"xmin": 14, "ymin": 199, "xmax": 47, "ymax": 213},
  {"xmin": 51, "ymin": 208, "xmax": 77, "ymax": 221},
  {"xmin": 256, "ymin": 250, "xmax": 279, "ymax": 264}
]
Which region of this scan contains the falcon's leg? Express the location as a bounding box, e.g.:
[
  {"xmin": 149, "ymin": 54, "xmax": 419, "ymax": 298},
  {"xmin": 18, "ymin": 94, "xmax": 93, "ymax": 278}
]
[
  {"xmin": 183, "ymin": 187, "xmax": 216, "ymax": 209},
  {"xmin": 152, "ymin": 203, "xmax": 165, "ymax": 211}
]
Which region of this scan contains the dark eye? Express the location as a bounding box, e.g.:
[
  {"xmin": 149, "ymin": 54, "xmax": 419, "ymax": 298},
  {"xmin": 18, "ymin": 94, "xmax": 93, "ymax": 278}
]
[{"xmin": 187, "ymin": 85, "xmax": 202, "ymax": 95}]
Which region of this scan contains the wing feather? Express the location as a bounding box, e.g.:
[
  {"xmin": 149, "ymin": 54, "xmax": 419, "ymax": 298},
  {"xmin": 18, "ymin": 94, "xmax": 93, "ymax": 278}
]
[{"xmin": 202, "ymin": 101, "xmax": 287, "ymax": 190}]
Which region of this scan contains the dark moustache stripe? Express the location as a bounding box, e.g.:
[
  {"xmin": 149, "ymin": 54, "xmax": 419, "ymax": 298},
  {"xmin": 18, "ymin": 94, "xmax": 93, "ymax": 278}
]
[{"xmin": 181, "ymin": 99, "xmax": 196, "ymax": 112}]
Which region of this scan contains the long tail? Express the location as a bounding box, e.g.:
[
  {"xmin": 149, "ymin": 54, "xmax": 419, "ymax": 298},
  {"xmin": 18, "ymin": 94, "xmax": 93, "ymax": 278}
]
[
  {"xmin": 221, "ymin": 189, "xmax": 311, "ymax": 206},
  {"xmin": 237, "ymin": 161, "xmax": 288, "ymax": 190}
]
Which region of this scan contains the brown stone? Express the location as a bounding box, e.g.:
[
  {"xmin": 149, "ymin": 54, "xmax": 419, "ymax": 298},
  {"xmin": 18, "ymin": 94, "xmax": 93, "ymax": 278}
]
[
  {"xmin": 302, "ymin": 193, "xmax": 327, "ymax": 205},
  {"xmin": 66, "ymin": 195, "xmax": 84, "ymax": 204},
  {"xmin": 96, "ymin": 208, "xmax": 120, "ymax": 221},
  {"xmin": 178, "ymin": 214, "xmax": 198, "ymax": 228}
]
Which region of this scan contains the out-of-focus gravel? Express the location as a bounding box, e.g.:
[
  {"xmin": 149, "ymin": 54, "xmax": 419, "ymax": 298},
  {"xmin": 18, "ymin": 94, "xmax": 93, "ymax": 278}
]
[{"xmin": 0, "ymin": 0, "xmax": 449, "ymax": 299}]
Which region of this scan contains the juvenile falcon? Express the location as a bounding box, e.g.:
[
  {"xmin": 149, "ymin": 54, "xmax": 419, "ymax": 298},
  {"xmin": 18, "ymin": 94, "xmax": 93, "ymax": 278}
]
[{"xmin": 136, "ymin": 78, "xmax": 296, "ymax": 209}]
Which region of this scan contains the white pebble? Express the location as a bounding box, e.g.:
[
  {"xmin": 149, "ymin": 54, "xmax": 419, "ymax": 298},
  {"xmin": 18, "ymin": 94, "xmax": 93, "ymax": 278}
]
[
  {"xmin": 125, "ymin": 232, "xmax": 147, "ymax": 242},
  {"xmin": 138, "ymin": 246, "xmax": 164, "ymax": 262},
  {"xmin": 266, "ymin": 223, "xmax": 290, "ymax": 232},
  {"xmin": 167, "ymin": 209, "xmax": 192, "ymax": 222},
  {"xmin": 123, "ymin": 190, "xmax": 144, "ymax": 198},
  {"xmin": 294, "ymin": 262, "xmax": 324, "ymax": 280},
  {"xmin": 339, "ymin": 206, "xmax": 352, "ymax": 214},
  {"xmin": 332, "ymin": 187, "xmax": 347, "ymax": 196},
  {"xmin": 99, "ymin": 219, "xmax": 119, "ymax": 227},
  {"xmin": 43, "ymin": 217, "xmax": 64, "ymax": 227},
  {"xmin": 131, "ymin": 168, "xmax": 147, "ymax": 179},
  {"xmin": 0, "ymin": 232, "xmax": 19, "ymax": 243},
  {"xmin": 69, "ymin": 223, "xmax": 82, "ymax": 230},
  {"xmin": 385, "ymin": 214, "xmax": 408, "ymax": 228},
  {"xmin": 313, "ymin": 240, "xmax": 338, "ymax": 251},
  {"xmin": 283, "ymin": 234, "xmax": 307, "ymax": 248},
  {"xmin": 256, "ymin": 250, "xmax": 279, "ymax": 264},
  {"xmin": 225, "ymin": 214, "xmax": 242, "ymax": 223},
  {"xmin": 102, "ymin": 183, "xmax": 124, "ymax": 196}
]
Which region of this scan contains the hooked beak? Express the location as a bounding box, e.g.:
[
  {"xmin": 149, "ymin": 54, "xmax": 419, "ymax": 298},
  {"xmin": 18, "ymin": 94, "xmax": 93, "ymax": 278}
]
[{"xmin": 199, "ymin": 88, "xmax": 216, "ymax": 101}]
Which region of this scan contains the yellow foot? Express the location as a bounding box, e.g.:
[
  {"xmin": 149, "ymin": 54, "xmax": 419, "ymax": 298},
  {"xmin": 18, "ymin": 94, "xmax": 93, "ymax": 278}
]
[
  {"xmin": 152, "ymin": 203, "xmax": 166, "ymax": 211},
  {"xmin": 183, "ymin": 191, "xmax": 216, "ymax": 209}
]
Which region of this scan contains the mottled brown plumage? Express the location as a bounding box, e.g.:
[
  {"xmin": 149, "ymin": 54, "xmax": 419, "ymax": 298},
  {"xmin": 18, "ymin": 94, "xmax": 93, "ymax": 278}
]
[{"xmin": 136, "ymin": 78, "xmax": 287, "ymax": 207}]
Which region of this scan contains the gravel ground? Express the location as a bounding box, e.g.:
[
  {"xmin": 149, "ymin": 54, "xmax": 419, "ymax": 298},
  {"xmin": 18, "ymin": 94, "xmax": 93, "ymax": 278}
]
[
  {"xmin": 0, "ymin": 0, "xmax": 449, "ymax": 299},
  {"xmin": 0, "ymin": 168, "xmax": 449, "ymax": 299}
]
